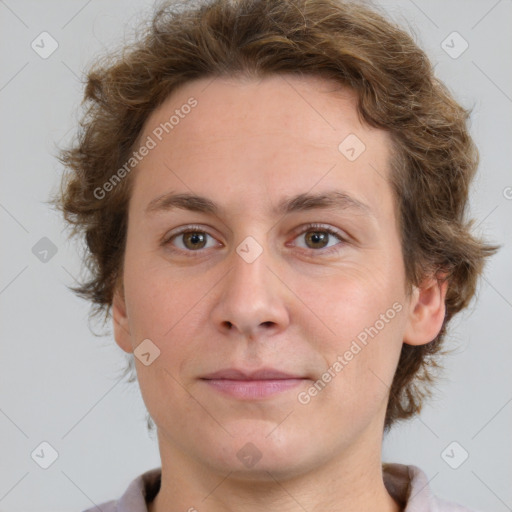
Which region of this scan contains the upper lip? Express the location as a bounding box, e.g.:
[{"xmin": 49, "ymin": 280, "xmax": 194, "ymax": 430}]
[{"xmin": 201, "ymin": 368, "xmax": 305, "ymax": 380}]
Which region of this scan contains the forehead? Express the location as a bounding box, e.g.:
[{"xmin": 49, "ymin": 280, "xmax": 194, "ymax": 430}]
[
  {"xmin": 143, "ymin": 73, "xmax": 366, "ymax": 146},
  {"xmin": 130, "ymin": 73, "xmax": 395, "ymax": 222}
]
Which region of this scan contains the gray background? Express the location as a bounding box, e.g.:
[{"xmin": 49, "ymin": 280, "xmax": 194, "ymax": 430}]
[{"xmin": 0, "ymin": 0, "xmax": 510, "ymax": 510}]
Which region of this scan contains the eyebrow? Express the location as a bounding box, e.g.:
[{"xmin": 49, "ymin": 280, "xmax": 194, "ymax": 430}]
[{"xmin": 145, "ymin": 190, "xmax": 373, "ymax": 218}]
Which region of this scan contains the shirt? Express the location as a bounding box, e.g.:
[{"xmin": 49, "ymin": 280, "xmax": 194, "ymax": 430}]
[{"xmin": 83, "ymin": 463, "xmax": 481, "ymax": 512}]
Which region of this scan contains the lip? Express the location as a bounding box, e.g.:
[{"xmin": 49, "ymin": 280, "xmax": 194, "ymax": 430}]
[
  {"xmin": 201, "ymin": 368, "xmax": 303, "ymax": 380},
  {"xmin": 201, "ymin": 368, "xmax": 308, "ymax": 399}
]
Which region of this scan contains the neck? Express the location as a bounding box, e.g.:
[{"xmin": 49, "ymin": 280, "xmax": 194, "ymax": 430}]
[{"xmin": 148, "ymin": 431, "xmax": 402, "ymax": 512}]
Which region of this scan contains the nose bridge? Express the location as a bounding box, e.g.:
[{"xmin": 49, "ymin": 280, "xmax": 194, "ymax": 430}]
[
  {"xmin": 232, "ymin": 233, "xmax": 271, "ymax": 300},
  {"xmin": 211, "ymin": 231, "xmax": 290, "ymax": 338}
]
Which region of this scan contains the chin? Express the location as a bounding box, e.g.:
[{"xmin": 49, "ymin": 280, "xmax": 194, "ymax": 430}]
[{"xmin": 194, "ymin": 424, "xmax": 323, "ymax": 481}]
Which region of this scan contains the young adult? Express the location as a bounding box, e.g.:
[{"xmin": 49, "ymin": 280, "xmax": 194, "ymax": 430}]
[{"xmin": 54, "ymin": 0, "xmax": 498, "ymax": 510}]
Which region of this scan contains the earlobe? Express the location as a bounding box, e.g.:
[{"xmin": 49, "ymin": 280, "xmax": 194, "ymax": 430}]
[
  {"xmin": 403, "ymin": 274, "xmax": 449, "ymax": 346},
  {"xmin": 112, "ymin": 285, "xmax": 134, "ymax": 353}
]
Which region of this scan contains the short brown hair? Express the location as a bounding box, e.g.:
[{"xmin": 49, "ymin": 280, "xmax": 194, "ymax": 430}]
[{"xmin": 52, "ymin": 0, "xmax": 499, "ymax": 432}]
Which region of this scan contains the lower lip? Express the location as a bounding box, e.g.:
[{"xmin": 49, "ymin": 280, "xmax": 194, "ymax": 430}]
[{"xmin": 202, "ymin": 378, "xmax": 305, "ymax": 399}]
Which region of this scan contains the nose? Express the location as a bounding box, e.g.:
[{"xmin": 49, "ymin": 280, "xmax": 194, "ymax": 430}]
[{"xmin": 210, "ymin": 239, "xmax": 291, "ymax": 341}]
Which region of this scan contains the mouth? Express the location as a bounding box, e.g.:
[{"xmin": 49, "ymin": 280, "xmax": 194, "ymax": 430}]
[{"xmin": 200, "ymin": 368, "xmax": 308, "ymax": 400}]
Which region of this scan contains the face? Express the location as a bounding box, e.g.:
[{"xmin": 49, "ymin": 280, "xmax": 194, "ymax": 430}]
[{"xmin": 113, "ymin": 73, "xmax": 446, "ymax": 479}]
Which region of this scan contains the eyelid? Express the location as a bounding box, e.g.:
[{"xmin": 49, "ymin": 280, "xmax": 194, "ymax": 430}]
[
  {"xmin": 162, "ymin": 224, "xmax": 223, "ymax": 250},
  {"xmin": 287, "ymin": 222, "xmax": 348, "ymax": 254},
  {"xmin": 162, "ymin": 222, "xmax": 348, "ymax": 255}
]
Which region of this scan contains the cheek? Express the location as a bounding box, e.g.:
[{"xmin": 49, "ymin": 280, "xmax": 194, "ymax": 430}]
[
  {"xmin": 294, "ymin": 264, "xmax": 405, "ymax": 348},
  {"xmin": 123, "ymin": 246, "xmax": 190, "ymax": 334},
  {"xmin": 123, "ymin": 254, "xmax": 212, "ymax": 381},
  {"xmin": 295, "ymin": 266, "xmax": 407, "ymax": 407}
]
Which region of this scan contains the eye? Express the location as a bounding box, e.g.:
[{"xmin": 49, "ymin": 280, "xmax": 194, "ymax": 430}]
[
  {"xmin": 162, "ymin": 225, "xmax": 220, "ymax": 254},
  {"xmin": 290, "ymin": 223, "xmax": 347, "ymax": 254},
  {"xmin": 162, "ymin": 223, "xmax": 347, "ymax": 256}
]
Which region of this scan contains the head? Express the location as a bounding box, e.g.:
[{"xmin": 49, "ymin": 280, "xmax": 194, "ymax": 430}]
[{"xmin": 54, "ymin": 0, "xmax": 498, "ymax": 471}]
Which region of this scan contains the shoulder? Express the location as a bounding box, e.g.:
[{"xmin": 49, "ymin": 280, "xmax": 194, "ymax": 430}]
[
  {"xmin": 83, "ymin": 499, "xmax": 116, "ymax": 512},
  {"xmin": 81, "ymin": 467, "xmax": 162, "ymax": 512},
  {"xmin": 433, "ymin": 494, "xmax": 482, "ymax": 512},
  {"xmin": 383, "ymin": 463, "xmax": 482, "ymax": 512}
]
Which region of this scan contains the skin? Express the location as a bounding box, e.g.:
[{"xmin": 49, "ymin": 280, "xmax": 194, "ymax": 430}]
[{"xmin": 112, "ymin": 73, "xmax": 447, "ymax": 512}]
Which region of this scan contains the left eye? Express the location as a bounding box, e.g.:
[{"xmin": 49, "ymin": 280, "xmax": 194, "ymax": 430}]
[
  {"xmin": 163, "ymin": 224, "xmax": 346, "ymax": 254},
  {"xmin": 290, "ymin": 224, "xmax": 346, "ymax": 253}
]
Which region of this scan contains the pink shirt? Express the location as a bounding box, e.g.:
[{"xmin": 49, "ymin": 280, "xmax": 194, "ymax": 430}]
[{"xmin": 82, "ymin": 463, "xmax": 480, "ymax": 511}]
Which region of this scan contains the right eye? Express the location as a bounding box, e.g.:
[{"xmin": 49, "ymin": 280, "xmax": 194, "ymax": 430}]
[{"xmin": 162, "ymin": 225, "xmax": 222, "ymax": 254}]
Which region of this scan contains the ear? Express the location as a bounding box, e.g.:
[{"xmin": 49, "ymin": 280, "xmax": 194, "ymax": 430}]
[
  {"xmin": 403, "ymin": 274, "xmax": 449, "ymax": 346},
  {"xmin": 112, "ymin": 283, "xmax": 134, "ymax": 354}
]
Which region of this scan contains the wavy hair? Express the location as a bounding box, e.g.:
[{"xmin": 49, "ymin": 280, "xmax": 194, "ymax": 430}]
[{"xmin": 52, "ymin": 0, "xmax": 499, "ymax": 432}]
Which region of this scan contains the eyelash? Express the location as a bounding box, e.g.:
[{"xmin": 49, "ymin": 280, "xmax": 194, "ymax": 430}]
[{"xmin": 161, "ymin": 223, "xmax": 348, "ymax": 257}]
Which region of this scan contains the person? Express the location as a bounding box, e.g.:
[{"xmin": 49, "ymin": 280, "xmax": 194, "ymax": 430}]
[{"xmin": 52, "ymin": 0, "xmax": 499, "ymax": 510}]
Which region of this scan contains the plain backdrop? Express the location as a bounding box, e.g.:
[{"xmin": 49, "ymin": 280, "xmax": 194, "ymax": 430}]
[{"xmin": 0, "ymin": 0, "xmax": 511, "ymax": 511}]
